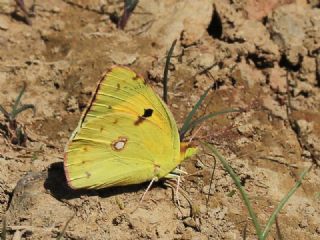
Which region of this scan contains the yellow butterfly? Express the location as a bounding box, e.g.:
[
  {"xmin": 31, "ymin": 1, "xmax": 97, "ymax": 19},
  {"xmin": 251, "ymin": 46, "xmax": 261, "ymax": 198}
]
[{"xmin": 64, "ymin": 66, "xmax": 195, "ymax": 189}]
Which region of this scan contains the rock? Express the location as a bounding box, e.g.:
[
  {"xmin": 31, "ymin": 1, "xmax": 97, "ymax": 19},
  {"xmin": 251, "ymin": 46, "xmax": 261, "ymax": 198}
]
[
  {"xmin": 293, "ymin": 80, "xmax": 314, "ymax": 97},
  {"xmin": 268, "ymin": 64, "xmax": 287, "ymax": 93},
  {"xmin": 51, "ymin": 20, "xmax": 65, "ymax": 31},
  {"xmin": 295, "ymin": 119, "xmax": 314, "ymax": 135},
  {"xmin": 231, "ymin": 60, "xmax": 265, "ymax": 88},
  {"xmin": 175, "ymin": 223, "xmax": 185, "ymax": 234},
  {"xmin": 262, "ymin": 95, "xmax": 287, "ymax": 119},
  {"xmin": 300, "ymin": 56, "xmax": 317, "ymax": 85},
  {"xmin": 0, "ymin": 0, "xmax": 14, "ymax": 14},
  {"xmin": 317, "ymin": 53, "xmax": 320, "ymax": 86},
  {"xmin": 0, "ymin": 15, "xmax": 9, "ymax": 31},
  {"xmin": 243, "ymin": 0, "xmax": 294, "ymax": 20},
  {"xmin": 141, "ymin": 0, "xmax": 212, "ymax": 49},
  {"xmin": 268, "ymin": 4, "xmax": 320, "ymax": 65},
  {"xmin": 63, "ymin": 0, "xmax": 106, "ymax": 12},
  {"xmin": 217, "ymin": 1, "xmax": 280, "ymax": 65},
  {"xmin": 183, "ymin": 217, "xmax": 198, "ymax": 229},
  {"xmin": 51, "ymin": 6, "xmax": 61, "ymax": 13},
  {"xmin": 305, "ymin": 134, "xmax": 320, "ymax": 161},
  {"xmin": 66, "ymin": 96, "xmax": 79, "ymax": 112},
  {"xmin": 110, "ymin": 51, "xmax": 137, "ymax": 65},
  {"xmin": 195, "ymin": 159, "xmax": 204, "ymax": 169},
  {"xmin": 237, "ymin": 123, "xmax": 254, "ymax": 136},
  {"xmin": 202, "ymin": 185, "xmax": 215, "ymax": 195},
  {"xmin": 299, "ymin": 218, "xmax": 308, "ymax": 228}
]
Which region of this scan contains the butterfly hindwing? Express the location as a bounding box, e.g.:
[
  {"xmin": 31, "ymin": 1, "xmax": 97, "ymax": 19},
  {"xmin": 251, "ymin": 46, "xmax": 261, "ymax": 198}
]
[{"xmin": 64, "ymin": 67, "xmax": 181, "ymax": 189}]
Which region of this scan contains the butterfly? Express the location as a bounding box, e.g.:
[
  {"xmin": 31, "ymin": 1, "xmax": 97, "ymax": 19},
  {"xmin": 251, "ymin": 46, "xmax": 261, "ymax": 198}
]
[{"xmin": 64, "ymin": 66, "xmax": 196, "ymax": 189}]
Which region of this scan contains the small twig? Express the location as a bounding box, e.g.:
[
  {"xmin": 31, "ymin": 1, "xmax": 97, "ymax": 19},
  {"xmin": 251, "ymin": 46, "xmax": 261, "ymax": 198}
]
[
  {"xmin": 259, "ymin": 156, "xmax": 298, "ymax": 169},
  {"xmin": 205, "ymin": 154, "xmax": 217, "ymax": 208},
  {"xmin": 1, "ymin": 215, "xmax": 6, "ymax": 240},
  {"xmin": 242, "ymin": 222, "xmax": 248, "ymax": 240},
  {"xmin": 6, "ymin": 225, "xmax": 56, "ymax": 233},
  {"xmin": 56, "ymin": 213, "xmax": 75, "ymax": 240},
  {"xmin": 275, "ymin": 217, "xmax": 283, "ymax": 240}
]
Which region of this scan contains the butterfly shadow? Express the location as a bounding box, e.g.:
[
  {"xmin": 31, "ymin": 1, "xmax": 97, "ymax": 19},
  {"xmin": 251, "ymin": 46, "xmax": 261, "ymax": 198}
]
[{"xmin": 44, "ymin": 162, "xmax": 157, "ymax": 200}]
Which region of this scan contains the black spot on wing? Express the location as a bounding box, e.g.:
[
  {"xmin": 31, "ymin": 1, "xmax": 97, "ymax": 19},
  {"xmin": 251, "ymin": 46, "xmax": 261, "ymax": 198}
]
[
  {"xmin": 143, "ymin": 108, "xmax": 153, "ymax": 117},
  {"xmin": 134, "ymin": 108, "xmax": 154, "ymax": 126}
]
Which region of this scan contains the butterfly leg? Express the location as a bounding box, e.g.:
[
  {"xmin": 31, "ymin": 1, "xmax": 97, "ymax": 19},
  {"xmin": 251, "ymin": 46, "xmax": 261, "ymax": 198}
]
[
  {"xmin": 165, "ymin": 168, "xmax": 187, "ymax": 178},
  {"xmin": 131, "ymin": 177, "xmax": 158, "ymax": 213},
  {"xmin": 139, "ymin": 177, "xmax": 158, "ymax": 204},
  {"xmin": 175, "ymin": 174, "xmax": 181, "ymax": 207},
  {"xmin": 164, "ymin": 167, "xmax": 187, "ymax": 207}
]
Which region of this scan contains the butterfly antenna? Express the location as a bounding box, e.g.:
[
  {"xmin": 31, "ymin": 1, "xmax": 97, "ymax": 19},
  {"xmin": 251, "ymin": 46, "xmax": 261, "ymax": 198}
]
[{"xmin": 188, "ymin": 124, "xmax": 204, "ymax": 144}]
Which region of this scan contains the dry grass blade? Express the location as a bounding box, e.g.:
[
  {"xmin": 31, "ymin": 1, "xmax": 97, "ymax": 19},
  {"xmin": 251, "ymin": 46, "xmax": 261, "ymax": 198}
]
[
  {"xmin": 1, "ymin": 216, "xmax": 6, "ymax": 240},
  {"xmin": 56, "ymin": 213, "xmax": 75, "ymax": 240}
]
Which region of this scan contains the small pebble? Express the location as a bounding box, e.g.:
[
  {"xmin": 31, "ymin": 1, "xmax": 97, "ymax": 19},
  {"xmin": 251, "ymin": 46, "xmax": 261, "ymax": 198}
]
[{"xmin": 202, "ymin": 185, "xmax": 215, "ymax": 195}]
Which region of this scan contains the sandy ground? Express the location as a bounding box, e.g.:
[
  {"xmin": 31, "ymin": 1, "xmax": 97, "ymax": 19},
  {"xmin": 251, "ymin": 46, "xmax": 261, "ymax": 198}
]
[{"xmin": 0, "ymin": 0, "xmax": 319, "ymax": 239}]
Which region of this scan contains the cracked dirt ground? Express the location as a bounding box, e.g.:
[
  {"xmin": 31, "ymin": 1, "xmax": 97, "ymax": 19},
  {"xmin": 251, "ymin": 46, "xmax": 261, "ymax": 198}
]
[{"xmin": 0, "ymin": 0, "xmax": 319, "ymax": 239}]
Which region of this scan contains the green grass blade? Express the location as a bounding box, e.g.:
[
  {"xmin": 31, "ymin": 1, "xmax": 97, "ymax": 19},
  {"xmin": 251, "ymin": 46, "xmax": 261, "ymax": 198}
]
[
  {"xmin": 12, "ymin": 83, "xmax": 26, "ymax": 115},
  {"xmin": 262, "ymin": 166, "xmax": 312, "ymax": 238},
  {"xmin": 124, "ymin": 0, "xmax": 139, "ymax": 12},
  {"xmin": 179, "ymin": 85, "xmax": 212, "ymax": 140},
  {"xmin": 204, "ymin": 143, "xmax": 263, "ymax": 237},
  {"xmin": 118, "ymin": 0, "xmax": 139, "ymax": 29},
  {"xmin": 11, "ymin": 104, "xmax": 35, "ymax": 120},
  {"xmin": 163, "ymin": 39, "xmax": 177, "ymax": 104},
  {"xmin": 186, "ymin": 108, "xmax": 242, "ymax": 131}
]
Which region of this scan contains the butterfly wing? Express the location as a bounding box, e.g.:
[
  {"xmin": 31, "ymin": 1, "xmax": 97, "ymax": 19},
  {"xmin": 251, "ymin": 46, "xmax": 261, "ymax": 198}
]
[{"xmin": 64, "ymin": 66, "xmax": 181, "ymax": 189}]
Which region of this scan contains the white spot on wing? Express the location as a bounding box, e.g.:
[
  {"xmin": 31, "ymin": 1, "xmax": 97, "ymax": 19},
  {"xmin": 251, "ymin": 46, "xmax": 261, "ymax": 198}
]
[
  {"xmin": 111, "ymin": 136, "xmax": 128, "ymax": 151},
  {"xmin": 115, "ymin": 141, "xmax": 125, "ymax": 150}
]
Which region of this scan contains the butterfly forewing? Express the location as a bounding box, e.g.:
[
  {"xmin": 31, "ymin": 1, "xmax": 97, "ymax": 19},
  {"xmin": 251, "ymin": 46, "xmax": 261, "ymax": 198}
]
[{"xmin": 64, "ymin": 67, "xmax": 181, "ymax": 189}]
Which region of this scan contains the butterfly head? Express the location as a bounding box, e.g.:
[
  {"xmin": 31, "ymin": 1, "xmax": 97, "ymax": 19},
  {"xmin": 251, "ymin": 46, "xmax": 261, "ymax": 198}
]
[{"xmin": 180, "ymin": 142, "xmax": 197, "ymax": 162}]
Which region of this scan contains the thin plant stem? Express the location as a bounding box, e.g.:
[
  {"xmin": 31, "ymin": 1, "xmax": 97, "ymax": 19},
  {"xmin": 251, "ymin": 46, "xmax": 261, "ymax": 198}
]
[
  {"xmin": 205, "ymin": 156, "xmax": 216, "ymax": 208},
  {"xmin": 56, "ymin": 213, "xmax": 75, "ymax": 240},
  {"xmin": 1, "ymin": 215, "xmax": 6, "ymax": 240}
]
